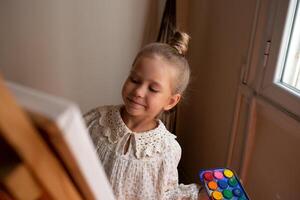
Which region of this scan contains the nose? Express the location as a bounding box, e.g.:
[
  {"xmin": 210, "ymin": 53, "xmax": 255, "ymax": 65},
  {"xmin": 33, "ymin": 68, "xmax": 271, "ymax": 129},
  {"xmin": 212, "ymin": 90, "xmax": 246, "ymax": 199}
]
[{"xmin": 132, "ymin": 85, "xmax": 146, "ymax": 98}]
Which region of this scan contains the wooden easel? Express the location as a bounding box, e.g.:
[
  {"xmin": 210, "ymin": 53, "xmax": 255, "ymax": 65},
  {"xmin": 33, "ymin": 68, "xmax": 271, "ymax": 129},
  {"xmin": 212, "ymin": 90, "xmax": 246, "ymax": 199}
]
[{"xmin": 0, "ymin": 76, "xmax": 96, "ymax": 200}]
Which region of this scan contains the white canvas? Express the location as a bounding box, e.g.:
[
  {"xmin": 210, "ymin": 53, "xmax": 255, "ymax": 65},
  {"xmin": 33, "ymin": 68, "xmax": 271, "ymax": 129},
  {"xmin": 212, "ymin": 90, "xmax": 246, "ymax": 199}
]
[{"xmin": 7, "ymin": 81, "xmax": 115, "ymax": 200}]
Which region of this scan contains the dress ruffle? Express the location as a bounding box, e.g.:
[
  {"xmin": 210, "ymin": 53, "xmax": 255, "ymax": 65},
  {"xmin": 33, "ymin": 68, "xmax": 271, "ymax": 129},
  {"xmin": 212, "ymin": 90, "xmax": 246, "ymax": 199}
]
[
  {"xmin": 96, "ymin": 105, "xmax": 176, "ymax": 159},
  {"xmin": 97, "ymin": 106, "xmax": 127, "ymax": 144}
]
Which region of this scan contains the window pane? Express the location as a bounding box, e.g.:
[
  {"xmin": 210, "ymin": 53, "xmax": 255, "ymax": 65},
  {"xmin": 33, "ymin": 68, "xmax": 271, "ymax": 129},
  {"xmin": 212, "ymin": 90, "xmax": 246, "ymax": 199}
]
[{"xmin": 280, "ymin": 0, "xmax": 300, "ymax": 92}]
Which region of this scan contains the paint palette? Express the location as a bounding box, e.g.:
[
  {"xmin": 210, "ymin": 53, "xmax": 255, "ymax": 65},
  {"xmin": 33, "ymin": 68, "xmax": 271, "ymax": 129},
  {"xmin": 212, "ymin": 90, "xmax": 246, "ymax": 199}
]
[{"xmin": 199, "ymin": 168, "xmax": 249, "ymax": 200}]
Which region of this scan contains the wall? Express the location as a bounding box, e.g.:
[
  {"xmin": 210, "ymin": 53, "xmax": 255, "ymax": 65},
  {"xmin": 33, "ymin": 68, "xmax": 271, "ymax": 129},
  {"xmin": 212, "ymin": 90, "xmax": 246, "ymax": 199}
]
[
  {"xmin": 0, "ymin": 0, "xmax": 162, "ymax": 113},
  {"xmin": 0, "ymin": 0, "xmax": 265, "ymax": 189},
  {"xmin": 176, "ymin": 0, "xmax": 257, "ymax": 182}
]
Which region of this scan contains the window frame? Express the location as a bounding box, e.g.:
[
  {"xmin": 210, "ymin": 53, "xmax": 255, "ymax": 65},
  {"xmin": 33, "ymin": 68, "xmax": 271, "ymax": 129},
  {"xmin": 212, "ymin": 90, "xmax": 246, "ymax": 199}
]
[{"xmin": 260, "ymin": 0, "xmax": 300, "ymax": 117}]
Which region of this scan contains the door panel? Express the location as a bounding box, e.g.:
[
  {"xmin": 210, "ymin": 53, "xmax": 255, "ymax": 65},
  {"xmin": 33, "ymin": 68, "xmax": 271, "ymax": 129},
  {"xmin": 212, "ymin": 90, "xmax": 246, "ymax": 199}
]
[{"xmin": 243, "ymin": 97, "xmax": 300, "ymax": 199}]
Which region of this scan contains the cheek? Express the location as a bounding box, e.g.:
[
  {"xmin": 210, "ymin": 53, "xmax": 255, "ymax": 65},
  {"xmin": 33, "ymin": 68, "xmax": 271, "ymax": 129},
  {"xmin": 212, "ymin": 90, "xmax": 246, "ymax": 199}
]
[
  {"xmin": 122, "ymin": 80, "xmax": 130, "ymax": 95},
  {"xmin": 122, "ymin": 79, "xmax": 137, "ymax": 97},
  {"xmin": 148, "ymin": 93, "xmax": 169, "ymax": 106}
]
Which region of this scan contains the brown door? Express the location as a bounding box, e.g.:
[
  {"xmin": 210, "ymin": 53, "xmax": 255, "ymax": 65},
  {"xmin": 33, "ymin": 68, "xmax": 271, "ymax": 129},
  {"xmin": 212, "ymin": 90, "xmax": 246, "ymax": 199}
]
[{"xmin": 227, "ymin": 0, "xmax": 300, "ymax": 199}]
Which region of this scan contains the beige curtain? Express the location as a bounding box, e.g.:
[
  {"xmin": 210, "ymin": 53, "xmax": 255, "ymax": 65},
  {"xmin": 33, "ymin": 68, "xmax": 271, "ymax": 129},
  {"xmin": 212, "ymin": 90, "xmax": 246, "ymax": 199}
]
[{"xmin": 156, "ymin": 0, "xmax": 178, "ymax": 133}]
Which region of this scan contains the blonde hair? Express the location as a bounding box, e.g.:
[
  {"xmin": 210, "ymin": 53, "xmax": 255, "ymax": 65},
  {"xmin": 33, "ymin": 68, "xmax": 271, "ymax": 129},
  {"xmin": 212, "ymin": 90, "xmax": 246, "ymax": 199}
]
[{"xmin": 132, "ymin": 31, "xmax": 191, "ymax": 95}]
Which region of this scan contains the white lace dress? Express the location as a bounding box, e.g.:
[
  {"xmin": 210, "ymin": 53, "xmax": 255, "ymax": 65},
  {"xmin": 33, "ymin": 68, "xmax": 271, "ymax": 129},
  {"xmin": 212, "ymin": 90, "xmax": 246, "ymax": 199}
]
[{"xmin": 84, "ymin": 105, "xmax": 199, "ymax": 200}]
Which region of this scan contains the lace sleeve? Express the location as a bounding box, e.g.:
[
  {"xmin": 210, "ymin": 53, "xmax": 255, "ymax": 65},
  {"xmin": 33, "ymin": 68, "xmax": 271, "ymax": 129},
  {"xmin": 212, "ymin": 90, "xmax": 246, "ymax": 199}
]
[{"xmin": 163, "ymin": 138, "xmax": 200, "ymax": 200}]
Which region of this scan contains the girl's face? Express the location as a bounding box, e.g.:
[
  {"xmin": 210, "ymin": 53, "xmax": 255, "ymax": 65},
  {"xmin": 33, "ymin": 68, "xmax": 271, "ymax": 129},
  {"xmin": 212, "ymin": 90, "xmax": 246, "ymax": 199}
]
[{"xmin": 122, "ymin": 55, "xmax": 181, "ymax": 121}]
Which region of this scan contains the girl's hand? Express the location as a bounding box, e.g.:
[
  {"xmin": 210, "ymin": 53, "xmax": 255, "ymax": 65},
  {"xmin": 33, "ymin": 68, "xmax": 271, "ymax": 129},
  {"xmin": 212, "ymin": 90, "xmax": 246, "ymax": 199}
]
[{"xmin": 198, "ymin": 187, "xmax": 209, "ymax": 200}]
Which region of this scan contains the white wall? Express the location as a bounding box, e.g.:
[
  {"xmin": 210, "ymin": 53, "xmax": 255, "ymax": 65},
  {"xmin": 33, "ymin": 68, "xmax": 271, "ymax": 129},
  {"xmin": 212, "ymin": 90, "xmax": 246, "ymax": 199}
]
[{"xmin": 0, "ymin": 0, "xmax": 162, "ymax": 113}]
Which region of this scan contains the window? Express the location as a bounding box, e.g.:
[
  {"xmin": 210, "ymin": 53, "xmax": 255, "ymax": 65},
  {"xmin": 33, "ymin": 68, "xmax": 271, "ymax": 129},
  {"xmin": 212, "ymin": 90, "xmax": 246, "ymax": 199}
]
[
  {"xmin": 260, "ymin": 0, "xmax": 300, "ymax": 117},
  {"xmin": 276, "ymin": 0, "xmax": 300, "ymax": 94}
]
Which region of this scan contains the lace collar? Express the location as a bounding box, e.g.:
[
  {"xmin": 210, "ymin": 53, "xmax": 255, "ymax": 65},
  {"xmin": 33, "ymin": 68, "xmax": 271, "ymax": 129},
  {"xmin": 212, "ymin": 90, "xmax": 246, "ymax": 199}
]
[{"xmin": 98, "ymin": 105, "xmax": 175, "ymax": 159}]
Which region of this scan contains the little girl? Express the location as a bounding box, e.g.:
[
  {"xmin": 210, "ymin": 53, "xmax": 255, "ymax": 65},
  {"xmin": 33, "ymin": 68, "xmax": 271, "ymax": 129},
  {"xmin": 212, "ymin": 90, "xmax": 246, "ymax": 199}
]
[{"xmin": 84, "ymin": 31, "xmax": 205, "ymax": 200}]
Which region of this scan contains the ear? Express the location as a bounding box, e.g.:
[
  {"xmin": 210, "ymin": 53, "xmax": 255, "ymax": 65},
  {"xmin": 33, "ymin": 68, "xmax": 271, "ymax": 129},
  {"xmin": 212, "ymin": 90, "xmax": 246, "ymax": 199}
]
[{"xmin": 163, "ymin": 94, "xmax": 181, "ymax": 111}]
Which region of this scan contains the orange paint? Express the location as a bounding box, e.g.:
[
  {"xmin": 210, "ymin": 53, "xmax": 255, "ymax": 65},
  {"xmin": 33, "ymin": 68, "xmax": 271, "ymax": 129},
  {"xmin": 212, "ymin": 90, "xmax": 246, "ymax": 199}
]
[{"xmin": 208, "ymin": 181, "xmax": 218, "ymax": 190}]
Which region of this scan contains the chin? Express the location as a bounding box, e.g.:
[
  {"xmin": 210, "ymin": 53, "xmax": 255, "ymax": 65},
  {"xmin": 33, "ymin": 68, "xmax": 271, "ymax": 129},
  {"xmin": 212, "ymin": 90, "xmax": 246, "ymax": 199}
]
[
  {"xmin": 124, "ymin": 103, "xmax": 143, "ymax": 116},
  {"xmin": 124, "ymin": 97, "xmax": 145, "ymax": 110}
]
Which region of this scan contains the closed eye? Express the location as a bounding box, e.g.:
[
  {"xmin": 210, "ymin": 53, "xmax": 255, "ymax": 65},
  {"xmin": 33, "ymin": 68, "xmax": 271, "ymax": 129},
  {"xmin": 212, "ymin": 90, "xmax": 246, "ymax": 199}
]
[
  {"xmin": 149, "ymin": 87, "xmax": 159, "ymax": 93},
  {"xmin": 130, "ymin": 76, "xmax": 140, "ymax": 84}
]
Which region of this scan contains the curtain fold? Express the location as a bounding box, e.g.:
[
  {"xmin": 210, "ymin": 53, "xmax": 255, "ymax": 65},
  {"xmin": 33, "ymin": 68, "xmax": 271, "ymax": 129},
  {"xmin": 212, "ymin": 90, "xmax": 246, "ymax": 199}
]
[{"xmin": 156, "ymin": 0, "xmax": 178, "ymax": 134}]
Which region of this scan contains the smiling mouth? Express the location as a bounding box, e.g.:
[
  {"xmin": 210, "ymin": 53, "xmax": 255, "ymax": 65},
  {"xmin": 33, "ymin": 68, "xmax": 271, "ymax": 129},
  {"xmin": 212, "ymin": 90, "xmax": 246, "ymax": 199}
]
[{"xmin": 127, "ymin": 98, "xmax": 145, "ymax": 107}]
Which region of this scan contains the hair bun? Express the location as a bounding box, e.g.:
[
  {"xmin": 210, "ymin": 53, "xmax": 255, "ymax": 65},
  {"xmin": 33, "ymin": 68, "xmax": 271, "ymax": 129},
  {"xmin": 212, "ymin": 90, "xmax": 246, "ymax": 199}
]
[{"xmin": 168, "ymin": 31, "xmax": 190, "ymax": 56}]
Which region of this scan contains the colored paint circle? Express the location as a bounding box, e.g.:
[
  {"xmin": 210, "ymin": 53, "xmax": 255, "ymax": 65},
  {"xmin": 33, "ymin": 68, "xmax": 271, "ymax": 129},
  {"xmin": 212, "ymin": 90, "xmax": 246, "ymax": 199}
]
[
  {"xmin": 217, "ymin": 180, "xmax": 228, "ymax": 189},
  {"xmin": 223, "ymin": 189, "xmax": 233, "ymax": 199},
  {"xmin": 233, "ymin": 188, "xmax": 243, "ymax": 197},
  {"xmin": 238, "ymin": 197, "xmax": 247, "ymax": 200},
  {"xmin": 212, "ymin": 191, "xmax": 223, "ymax": 200},
  {"xmin": 228, "ymin": 177, "xmax": 238, "ymax": 187},
  {"xmin": 203, "ymin": 171, "xmax": 214, "ymax": 181},
  {"xmin": 223, "ymin": 169, "xmax": 234, "ymax": 178},
  {"xmin": 208, "ymin": 181, "xmax": 218, "ymax": 190},
  {"xmin": 214, "ymin": 171, "xmax": 224, "ymax": 179}
]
